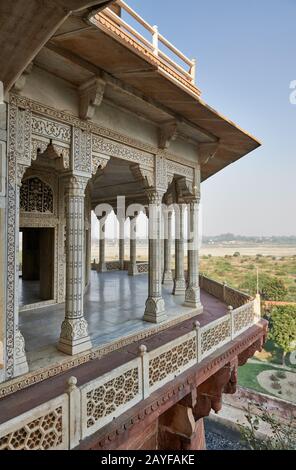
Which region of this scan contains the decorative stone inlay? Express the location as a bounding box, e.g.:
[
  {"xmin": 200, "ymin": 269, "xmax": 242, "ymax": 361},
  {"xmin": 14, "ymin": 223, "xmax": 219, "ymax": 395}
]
[
  {"xmin": 0, "ymin": 395, "xmax": 68, "ymax": 450},
  {"xmin": 20, "ymin": 177, "xmax": 53, "ymax": 213},
  {"xmin": 6, "ymin": 104, "xmax": 30, "ymax": 379},
  {"xmin": 92, "ymin": 135, "xmax": 154, "ymax": 167},
  {"xmin": 31, "ymin": 115, "xmax": 71, "ymax": 143}
]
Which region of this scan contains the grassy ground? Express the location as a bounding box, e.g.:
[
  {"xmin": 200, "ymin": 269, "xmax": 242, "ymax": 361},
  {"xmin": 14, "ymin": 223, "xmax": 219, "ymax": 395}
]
[
  {"xmin": 200, "ymin": 254, "xmax": 296, "ymax": 302},
  {"xmin": 238, "ymin": 359, "xmax": 291, "ymax": 397},
  {"xmin": 238, "ymin": 362, "xmax": 282, "ymax": 395},
  {"xmin": 200, "ymin": 254, "xmax": 296, "ymax": 396}
]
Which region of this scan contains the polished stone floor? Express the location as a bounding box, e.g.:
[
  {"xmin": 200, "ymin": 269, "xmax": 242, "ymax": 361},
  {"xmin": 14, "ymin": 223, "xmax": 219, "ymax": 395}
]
[
  {"xmin": 19, "ymin": 279, "xmax": 43, "ymax": 307},
  {"xmin": 19, "ymin": 270, "xmax": 227, "ymax": 370}
]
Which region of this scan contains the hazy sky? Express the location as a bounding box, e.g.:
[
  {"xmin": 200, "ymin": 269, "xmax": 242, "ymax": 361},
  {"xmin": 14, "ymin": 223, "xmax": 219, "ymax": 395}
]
[{"xmin": 115, "ymin": 0, "xmax": 296, "ymax": 236}]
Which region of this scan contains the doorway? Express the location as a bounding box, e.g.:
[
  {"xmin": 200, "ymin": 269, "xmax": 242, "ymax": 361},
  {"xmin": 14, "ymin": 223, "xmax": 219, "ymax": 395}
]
[{"xmin": 19, "ymin": 228, "xmax": 55, "ymax": 307}]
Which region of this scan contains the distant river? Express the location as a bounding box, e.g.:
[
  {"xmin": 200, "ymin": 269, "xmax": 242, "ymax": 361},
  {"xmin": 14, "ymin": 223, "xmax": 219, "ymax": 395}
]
[{"xmin": 200, "ymin": 244, "xmax": 296, "ymax": 257}]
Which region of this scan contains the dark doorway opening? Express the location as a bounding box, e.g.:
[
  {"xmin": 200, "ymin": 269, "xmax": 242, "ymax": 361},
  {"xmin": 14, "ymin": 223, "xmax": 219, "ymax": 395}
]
[{"xmin": 19, "ymin": 227, "xmax": 54, "ymax": 306}]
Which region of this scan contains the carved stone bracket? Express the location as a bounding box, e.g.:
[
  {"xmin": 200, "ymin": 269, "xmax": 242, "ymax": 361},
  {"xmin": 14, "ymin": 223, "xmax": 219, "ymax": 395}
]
[
  {"xmin": 158, "ymin": 120, "xmax": 178, "ymax": 150},
  {"xmin": 193, "ymin": 364, "xmax": 234, "ymax": 419},
  {"xmin": 130, "ymin": 163, "xmax": 154, "ymax": 190},
  {"xmin": 78, "ymin": 77, "xmax": 106, "ymax": 120},
  {"xmin": 238, "ymin": 338, "xmax": 264, "ymax": 367},
  {"xmin": 12, "ymin": 64, "xmax": 33, "ymax": 93},
  {"xmin": 91, "ymin": 153, "xmax": 110, "ymax": 176}
]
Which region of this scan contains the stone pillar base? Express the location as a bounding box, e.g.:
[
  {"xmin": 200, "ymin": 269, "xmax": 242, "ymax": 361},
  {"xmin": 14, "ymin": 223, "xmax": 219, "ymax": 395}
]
[
  {"xmin": 185, "ymin": 287, "xmax": 203, "ymax": 311},
  {"xmin": 97, "ymin": 263, "xmax": 107, "ymax": 273},
  {"xmin": 162, "ymin": 270, "xmax": 173, "ymax": 284},
  {"xmin": 58, "ymin": 319, "xmax": 92, "ymax": 355},
  {"xmin": 143, "ymin": 297, "xmax": 167, "ymax": 323},
  {"xmin": 128, "ymin": 263, "xmax": 139, "ymax": 276},
  {"xmin": 173, "ymin": 279, "xmax": 186, "ymax": 295},
  {"xmin": 119, "ymin": 261, "xmax": 125, "ymax": 271}
]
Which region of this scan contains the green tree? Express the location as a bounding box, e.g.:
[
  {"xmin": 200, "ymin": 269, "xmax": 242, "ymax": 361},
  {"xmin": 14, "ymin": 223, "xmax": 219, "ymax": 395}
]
[
  {"xmin": 240, "ymin": 273, "xmax": 288, "ymax": 301},
  {"xmin": 269, "ymin": 306, "xmax": 296, "ymax": 365}
]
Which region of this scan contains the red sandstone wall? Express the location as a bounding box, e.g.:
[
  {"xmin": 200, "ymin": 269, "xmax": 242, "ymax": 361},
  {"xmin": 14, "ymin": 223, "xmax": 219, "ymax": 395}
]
[{"xmin": 117, "ymin": 421, "xmax": 158, "ymax": 450}]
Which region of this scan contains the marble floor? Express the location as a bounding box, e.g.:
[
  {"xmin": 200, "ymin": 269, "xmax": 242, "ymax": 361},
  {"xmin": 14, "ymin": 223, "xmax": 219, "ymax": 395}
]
[
  {"xmin": 19, "ymin": 270, "xmax": 228, "ymax": 370},
  {"xmin": 19, "ymin": 279, "xmax": 43, "ymax": 307}
]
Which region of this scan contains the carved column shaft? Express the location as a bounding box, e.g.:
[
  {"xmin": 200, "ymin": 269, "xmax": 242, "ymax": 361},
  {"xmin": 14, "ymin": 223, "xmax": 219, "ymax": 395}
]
[
  {"xmin": 119, "ymin": 219, "xmax": 125, "ymax": 270},
  {"xmin": 58, "ymin": 176, "xmax": 91, "ymax": 355},
  {"xmin": 163, "ymin": 210, "xmax": 173, "ymax": 284},
  {"xmin": 185, "ymin": 200, "xmax": 202, "ymax": 311},
  {"xmin": 98, "ymin": 218, "xmax": 107, "ymax": 273},
  {"xmin": 128, "ymin": 216, "xmax": 138, "ymax": 276},
  {"xmin": 173, "ymin": 204, "xmax": 186, "ymax": 295},
  {"xmin": 144, "ymin": 191, "xmax": 167, "ymax": 323}
]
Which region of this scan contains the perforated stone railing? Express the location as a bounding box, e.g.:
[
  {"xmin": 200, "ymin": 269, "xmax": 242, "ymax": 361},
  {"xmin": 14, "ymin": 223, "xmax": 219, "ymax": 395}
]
[
  {"xmin": 200, "ymin": 275, "xmax": 251, "ymax": 308},
  {"xmin": 91, "ymin": 260, "xmax": 149, "ymax": 274},
  {"xmin": 105, "ymin": 260, "xmax": 121, "ymax": 271},
  {"xmin": 0, "ymin": 294, "xmax": 260, "ymax": 450},
  {"xmin": 80, "ymin": 358, "xmax": 142, "ymax": 439},
  {"xmin": 0, "ymin": 395, "xmax": 69, "ymax": 450},
  {"xmin": 137, "ymin": 262, "xmax": 149, "ymax": 274}
]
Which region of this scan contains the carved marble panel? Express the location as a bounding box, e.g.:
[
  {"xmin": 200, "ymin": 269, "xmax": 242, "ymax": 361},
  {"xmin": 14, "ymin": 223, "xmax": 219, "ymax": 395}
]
[
  {"xmin": 92, "ymin": 135, "xmax": 154, "ymax": 168},
  {"xmin": 73, "ymin": 128, "xmax": 92, "ymax": 174},
  {"xmin": 31, "ymin": 115, "xmax": 71, "ymax": 144}
]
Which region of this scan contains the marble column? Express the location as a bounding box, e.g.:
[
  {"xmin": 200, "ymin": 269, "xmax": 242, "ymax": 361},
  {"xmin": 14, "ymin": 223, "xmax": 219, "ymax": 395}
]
[
  {"xmin": 128, "ymin": 215, "xmax": 138, "ymax": 276},
  {"xmin": 162, "ymin": 210, "xmax": 173, "ymax": 284},
  {"xmin": 58, "ymin": 176, "xmax": 92, "ymax": 355},
  {"xmin": 119, "ymin": 218, "xmax": 125, "ymax": 270},
  {"xmin": 97, "ymin": 216, "xmax": 107, "ymax": 273},
  {"xmin": 143, "ymin": 190, "xmax": 167, "ymax": 323},
  {"xmin": 13, "ymin": 168, "xmax": 29, "ymax": 376},
  {"xmin": 173, "ymin": 203, "xmax": 186, "ymax": 295},
  {"xmin": 185, "ymin": 199, "xmax": 203, "ymax": 311}
]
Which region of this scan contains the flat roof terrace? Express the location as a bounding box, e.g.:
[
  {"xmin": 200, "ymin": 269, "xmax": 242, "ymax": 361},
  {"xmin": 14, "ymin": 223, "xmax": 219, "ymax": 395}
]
[{"xmin": 19, "ymin": 270, "xmax": 228, "ymax": 372}]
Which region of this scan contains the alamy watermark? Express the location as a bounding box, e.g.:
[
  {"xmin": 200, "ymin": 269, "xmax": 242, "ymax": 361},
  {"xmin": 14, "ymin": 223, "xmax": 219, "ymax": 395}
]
[
  {"xmin": 289, "ymin": 80, "xmax": 296, "ymax": 104},
  {"xmin": 94, "ymin": 196, "xmax": 202, "ymax": 250}
]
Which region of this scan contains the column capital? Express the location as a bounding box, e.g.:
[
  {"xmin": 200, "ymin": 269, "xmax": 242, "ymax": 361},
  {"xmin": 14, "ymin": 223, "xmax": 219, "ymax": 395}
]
[
  {"xmin": 146, "ymin": 188, "xmax": 165, "ymax": 205},
  {"xmin": 63, "ymin": 174, "xmax": 89, "ymax": 197}
]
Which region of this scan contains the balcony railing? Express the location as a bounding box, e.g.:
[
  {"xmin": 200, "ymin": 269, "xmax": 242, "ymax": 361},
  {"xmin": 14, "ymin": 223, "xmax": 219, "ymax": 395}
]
[
  {"xmin": 0, "ymin": 288, "xmax": 261, "ymax": 450},
  {"xmin": 90, "ymin": 1, "xmax": 198, "ymax": 91}
]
